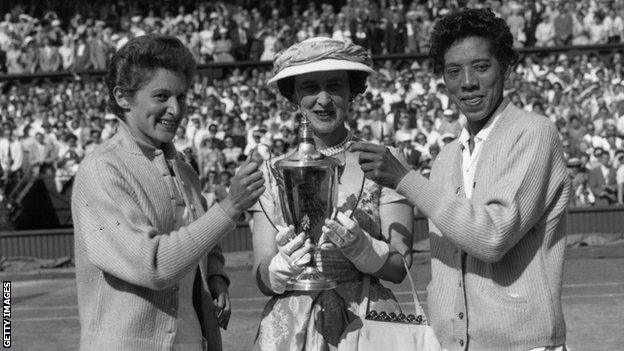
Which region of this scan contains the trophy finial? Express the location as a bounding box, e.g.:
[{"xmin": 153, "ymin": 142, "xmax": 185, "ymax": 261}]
[{"xmin": 297, "ymin": 112, "xmax": 319, "ymax": 158}]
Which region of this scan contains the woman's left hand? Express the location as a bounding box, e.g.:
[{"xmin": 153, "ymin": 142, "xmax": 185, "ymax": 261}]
[
  {"xmin": 322, "ymin": 211, "xmax": 362, "ymax": 248},
  {"xmin": 322, "ymin": 211, "xmax": 390, "ymax": 274},
  {"xmin": 208, "ymin": 275, "xmax": 231, "ymax": 329}
]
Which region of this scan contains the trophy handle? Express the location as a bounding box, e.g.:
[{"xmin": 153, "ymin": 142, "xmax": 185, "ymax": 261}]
[
  {"xmin": 349, "ymin": 175, "xmax": 366, "ymax": 220},
  {"xmin": 329, "ymin": 173, "xmax": 366, "ymax": 221},
  {"xmin": 257, "ymin": 158, "xmax": 279, "ymax": 231}
]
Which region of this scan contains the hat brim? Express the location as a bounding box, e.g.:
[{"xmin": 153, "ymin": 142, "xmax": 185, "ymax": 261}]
[{"xmin": 267, "ymin": 59, "xmax": 374, "ymax": 86}]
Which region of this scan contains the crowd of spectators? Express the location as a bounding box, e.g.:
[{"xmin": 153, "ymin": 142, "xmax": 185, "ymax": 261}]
[
  {"xmin": 4, "ymin": 0, "xmax": 624, "ymax": 74},
  {"xmin": 1, "ymin": 48, "xmax": 624, "ymax": 208},
  {"xmin": 1, "ymin": 0, "xmax": 624, "ymax": 209}
]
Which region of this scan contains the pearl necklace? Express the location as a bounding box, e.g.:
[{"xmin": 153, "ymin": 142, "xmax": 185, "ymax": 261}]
[{"xmin": 318, "ymin": 130, "xmax": 353, "ymax": 157}]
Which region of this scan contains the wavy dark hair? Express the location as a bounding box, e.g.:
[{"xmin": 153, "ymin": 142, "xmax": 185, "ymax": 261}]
[
  {"xmin": 429, "ymin": 8, "xmax": 519, "ymax": 75},
  {"xmin": 106, "ymin": 35, "xmax": 196, "ymax": 119}
]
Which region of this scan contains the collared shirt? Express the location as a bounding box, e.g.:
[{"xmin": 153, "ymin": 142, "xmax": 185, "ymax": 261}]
[{"xmin": 458, "ymin": 100, "xmax": 508, "ymax": 199}]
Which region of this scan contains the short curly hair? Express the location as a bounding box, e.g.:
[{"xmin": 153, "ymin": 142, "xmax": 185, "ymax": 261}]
[
  {"xmin": 429, "ymin": 8, "xmax": 519, "ymax": 75},
  {"xmin": 106, "ymin": 35, "xmax": 196, "ymax": 119}
]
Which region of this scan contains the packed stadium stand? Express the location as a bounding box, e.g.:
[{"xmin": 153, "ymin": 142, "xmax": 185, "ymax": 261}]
[{"xmin": 1, "ymin": 0, "xmax": 624, "ymax": 229}]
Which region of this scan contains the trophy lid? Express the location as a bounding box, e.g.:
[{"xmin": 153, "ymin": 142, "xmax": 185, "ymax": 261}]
[{"xmin": 275, "ymin": 116, "xmax": 341, "ymax": 169}]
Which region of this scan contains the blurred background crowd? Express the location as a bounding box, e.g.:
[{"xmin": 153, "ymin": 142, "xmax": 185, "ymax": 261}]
[
  {"xmin": 4, "ymin": 0, "xmax": 624, "ymax": 71},
  {"xmin": 0, "ymin": 0, "xmax": 624, "ymax": 211}
]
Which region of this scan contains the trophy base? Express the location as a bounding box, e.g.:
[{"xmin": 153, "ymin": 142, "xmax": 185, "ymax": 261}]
[{"xmin": 285, "ymin": 266, "xmax": 337, "ymax": 291}]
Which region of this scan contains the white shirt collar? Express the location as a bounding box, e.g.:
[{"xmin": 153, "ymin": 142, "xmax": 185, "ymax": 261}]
[{"xmin": 459, "ymin": 99, "xmax": 509, "ymax": 150}]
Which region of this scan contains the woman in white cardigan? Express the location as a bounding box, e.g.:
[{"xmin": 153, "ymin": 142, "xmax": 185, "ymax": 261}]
[{"xmin": 72, "ymin": 34, "xmax": 265, "ymax": 351}]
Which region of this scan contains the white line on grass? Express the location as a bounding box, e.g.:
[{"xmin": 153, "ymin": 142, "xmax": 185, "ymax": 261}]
[
  {"xmin": 14, "ymin": 292, "xmax": 624, "ymax": 321},
  {"xmin": 13, "ymin": 282, "xmax": 624, "ymax": 313}
]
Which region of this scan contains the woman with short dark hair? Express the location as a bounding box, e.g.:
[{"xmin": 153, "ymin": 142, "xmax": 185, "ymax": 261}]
[{"xmin": 72, "ymin": 34, "xmax": 265, "ymax": 351}]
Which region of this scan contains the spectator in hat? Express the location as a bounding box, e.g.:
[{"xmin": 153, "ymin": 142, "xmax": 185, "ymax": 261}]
[
  {"xmin": 535, "ymin": 12, "xmax": 556, "ymax": 47},
  {"xmin": 437, "ymin": 109, "xmax": 462, "ymax": 137}
]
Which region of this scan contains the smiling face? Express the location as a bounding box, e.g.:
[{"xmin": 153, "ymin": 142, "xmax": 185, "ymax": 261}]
[
  {"xmin": 443, "ymin": 36, "xmax": 506, "ymax": 126},
  {"xmin": 294, "ymin": 70, "xmax": 351, "ymax": 136},
  {"xmin": 119, "ymin": 68, "xmax": 188, "ymax": 149}
]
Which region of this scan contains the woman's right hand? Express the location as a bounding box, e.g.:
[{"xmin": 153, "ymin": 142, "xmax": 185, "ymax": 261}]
[
  {"xmin": 268, "ymin": 225, "xmax": 312, "ymax": 294},
  {"xmin": 220, "ymin": 157, "xmax": 265, "ymax": 219}
]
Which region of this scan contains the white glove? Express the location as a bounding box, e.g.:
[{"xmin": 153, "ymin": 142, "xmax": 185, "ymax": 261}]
[
  {"xmin": 322, "ymin": 211, "xmax": 390, "ymax": 274},
  {"xmin": 268, "ymin": 225, "xmax": 312, "ymax": 294}
]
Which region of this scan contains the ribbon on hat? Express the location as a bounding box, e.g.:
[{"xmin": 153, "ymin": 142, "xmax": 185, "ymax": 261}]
[{"xmin": 272, "ymin": 38, "xmax": 372, "ymax": 77}]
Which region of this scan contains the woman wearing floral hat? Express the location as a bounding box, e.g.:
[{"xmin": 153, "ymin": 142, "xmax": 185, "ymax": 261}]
[{"xmin": 250, "ymin": 37, "xmax": 414, "ymax": 350}]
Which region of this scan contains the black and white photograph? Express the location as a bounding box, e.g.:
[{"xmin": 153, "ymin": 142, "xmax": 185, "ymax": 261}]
[{"xmin": 0, "ymin": 0, "xmax": 623, "ymax": 350}]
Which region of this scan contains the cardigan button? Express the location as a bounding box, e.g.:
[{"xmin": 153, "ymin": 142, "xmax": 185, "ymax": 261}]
[
  {"xmin": 458, "ymin": 312, "xmax": 464, "ymax": 319},
  {"xmin": 459, "ymin": 339, "xmax": 464, "ymax": 346}
]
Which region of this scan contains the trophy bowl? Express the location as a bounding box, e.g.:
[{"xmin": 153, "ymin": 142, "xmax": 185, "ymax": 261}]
[
  {"xmin": 270, "ymin": 118, "xmax": 340, "ymax": 291},
  {"xmin": 275, "ymin": 162, "xmax": 338, "ymax": 290}
]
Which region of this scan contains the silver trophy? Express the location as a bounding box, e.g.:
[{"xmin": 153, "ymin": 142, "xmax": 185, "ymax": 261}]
[{"xmin": 270, "ymin": 116, "xmax": 340, "ymax": 291}]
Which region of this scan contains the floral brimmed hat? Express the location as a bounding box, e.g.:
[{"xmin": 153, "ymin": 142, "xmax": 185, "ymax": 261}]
[{"xmin": 267, "ymin": 37, "xmax": 374, "ymax": 87}]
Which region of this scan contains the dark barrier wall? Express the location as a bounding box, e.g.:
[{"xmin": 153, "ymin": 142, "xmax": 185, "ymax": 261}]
[{"xmin": 1, "ymin": 206, "xmax": 622, "ymax": 260}]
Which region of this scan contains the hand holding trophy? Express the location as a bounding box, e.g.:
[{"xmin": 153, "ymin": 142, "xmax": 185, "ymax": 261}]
[{"xmin": 260, "ymin": 116, "xmax": 341, "ymax": 290}]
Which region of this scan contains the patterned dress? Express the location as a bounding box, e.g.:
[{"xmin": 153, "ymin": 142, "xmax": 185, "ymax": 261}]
[{"xmin": 252, "ymin": 146, "xmax": 408, "ymax": 351}]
